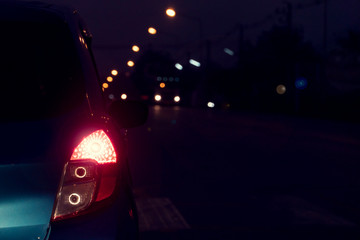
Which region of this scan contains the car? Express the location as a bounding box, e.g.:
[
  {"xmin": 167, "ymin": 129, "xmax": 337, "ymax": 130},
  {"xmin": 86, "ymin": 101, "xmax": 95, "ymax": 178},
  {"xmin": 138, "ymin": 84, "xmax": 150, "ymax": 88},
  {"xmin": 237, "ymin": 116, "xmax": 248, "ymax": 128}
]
[
  {"xmin": 153, "ymin": 80, "xmax": 182, "ymax": 105},
  {"xmin": 0, "ymin": 1, "xmax": 147, "ymax": 240}
]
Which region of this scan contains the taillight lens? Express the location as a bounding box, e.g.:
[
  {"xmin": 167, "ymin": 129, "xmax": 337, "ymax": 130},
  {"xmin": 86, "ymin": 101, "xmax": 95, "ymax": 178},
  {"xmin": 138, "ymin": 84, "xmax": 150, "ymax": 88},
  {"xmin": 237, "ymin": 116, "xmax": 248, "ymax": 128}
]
[
  {"xmin": 52, "ymin": 130, "xmax": 118, "ymax": 221},
  {"xmin": 71, "ymin": 130, "xmax": 116, "ymax": 164}
]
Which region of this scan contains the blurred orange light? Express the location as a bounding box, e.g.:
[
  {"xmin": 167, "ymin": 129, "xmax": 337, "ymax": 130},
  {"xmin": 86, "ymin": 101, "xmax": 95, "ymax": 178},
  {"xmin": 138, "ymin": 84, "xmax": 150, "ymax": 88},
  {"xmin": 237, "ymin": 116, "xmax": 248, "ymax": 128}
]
[
  {"xmin": 166, "ymin": 8, "xmax": 176, "ymax": 17},
  {"xmin": 132, "ymin": 45, "xmax": 140, "ymax": 52},
  {"xmin": 276, "ymin": 84, "xmax": 286, "ymax": 95},
  {"xmin": 102, "ymin": 83, "xmax": 109, "ymax": 89},
  {"xmin": 107, "ymin": 76, "xmax": 113, "ymax": 82},
  {"xmin": 127, "ymin": 61, "xmax": 135, "ymax": 67},
  {"xmin": 148, "ymin": 27, "xmax": 157, "ymax": 35},
  {"xmin": 160, "ymin": 83, "xmax": 165, "ymax": 88},
  {"xmin": 111, "ymin": 70, "xmax": 118, "ymax": 76}
]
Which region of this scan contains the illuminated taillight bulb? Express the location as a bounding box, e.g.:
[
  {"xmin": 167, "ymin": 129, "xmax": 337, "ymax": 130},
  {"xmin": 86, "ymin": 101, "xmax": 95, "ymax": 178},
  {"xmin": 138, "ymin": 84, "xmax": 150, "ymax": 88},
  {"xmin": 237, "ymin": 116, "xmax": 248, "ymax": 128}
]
[
  {"xmin": 69, "ymin": 193, "xmax": 81, "ymax": 205},
  {"xmin": 52, "ymin": 130, "xmax": 118, "ymax": 221},
  {"xmin": 75, "ymin": 167, "xmax": 87, "ymax": 178}
]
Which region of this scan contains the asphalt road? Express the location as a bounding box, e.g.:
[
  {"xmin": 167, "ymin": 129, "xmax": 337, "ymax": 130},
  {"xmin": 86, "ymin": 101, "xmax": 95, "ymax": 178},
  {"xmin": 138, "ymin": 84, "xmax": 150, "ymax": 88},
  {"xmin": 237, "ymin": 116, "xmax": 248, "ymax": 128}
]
[{"xmin": 127, "ymin": 105, "xmax": 360, "ymax": 239}]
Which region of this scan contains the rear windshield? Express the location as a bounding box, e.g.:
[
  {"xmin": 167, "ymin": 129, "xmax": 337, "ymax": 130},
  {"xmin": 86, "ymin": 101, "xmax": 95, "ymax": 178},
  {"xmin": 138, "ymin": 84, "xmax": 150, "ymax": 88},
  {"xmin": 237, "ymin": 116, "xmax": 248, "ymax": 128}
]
[{"xmin": 0, "ymin": 14, "xmax": 85, "ymax": 121}]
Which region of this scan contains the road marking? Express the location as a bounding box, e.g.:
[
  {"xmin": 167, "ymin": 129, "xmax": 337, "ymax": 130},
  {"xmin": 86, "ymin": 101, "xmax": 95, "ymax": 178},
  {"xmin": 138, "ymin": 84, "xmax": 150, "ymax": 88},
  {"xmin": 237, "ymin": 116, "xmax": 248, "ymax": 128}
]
[{"xmin": 135, "ymin": 197, "xmax": 190, "ymax": 231}]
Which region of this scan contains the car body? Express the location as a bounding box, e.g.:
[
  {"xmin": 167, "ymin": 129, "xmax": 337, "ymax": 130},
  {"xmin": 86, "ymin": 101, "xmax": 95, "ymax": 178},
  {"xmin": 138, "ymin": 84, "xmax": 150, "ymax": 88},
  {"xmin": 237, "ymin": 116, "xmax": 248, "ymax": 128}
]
[{"xmin": 0, "ymin": 2, "xmax": 146, "ymax": 239}]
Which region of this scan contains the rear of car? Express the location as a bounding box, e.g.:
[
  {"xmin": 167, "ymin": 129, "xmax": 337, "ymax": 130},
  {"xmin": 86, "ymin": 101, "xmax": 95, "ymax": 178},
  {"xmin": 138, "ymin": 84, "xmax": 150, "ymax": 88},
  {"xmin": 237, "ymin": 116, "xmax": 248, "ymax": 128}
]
[
  {"xmin": 0, "ymin": 2, "xmax": 139, "ymax": 239},
  {"xmin": 153, "ymin": 87, "xmax": 181, "ymax": 105}
]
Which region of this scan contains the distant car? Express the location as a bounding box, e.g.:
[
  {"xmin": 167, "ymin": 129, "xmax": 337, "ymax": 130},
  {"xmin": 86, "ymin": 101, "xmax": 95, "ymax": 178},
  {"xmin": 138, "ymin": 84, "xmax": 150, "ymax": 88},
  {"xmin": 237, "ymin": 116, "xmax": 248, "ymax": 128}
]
[
  {"xmin": 153, "ymin": 88, "xmax": 181, "ymax": 105},
  {"xmin": 0, "ymin": 2, "xmax": 147, "ymax": 240},
  {"xmin": 153, "ymin": 80, "xmax": 182, "ymax": 105}
]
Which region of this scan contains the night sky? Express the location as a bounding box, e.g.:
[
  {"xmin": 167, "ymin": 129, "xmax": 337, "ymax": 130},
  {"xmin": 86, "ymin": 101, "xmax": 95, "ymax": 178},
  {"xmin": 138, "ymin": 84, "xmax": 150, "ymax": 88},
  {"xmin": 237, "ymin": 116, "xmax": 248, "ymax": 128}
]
[{"xmin": 34, "ymin": 0, "xmax": 360, "ymax": 77}]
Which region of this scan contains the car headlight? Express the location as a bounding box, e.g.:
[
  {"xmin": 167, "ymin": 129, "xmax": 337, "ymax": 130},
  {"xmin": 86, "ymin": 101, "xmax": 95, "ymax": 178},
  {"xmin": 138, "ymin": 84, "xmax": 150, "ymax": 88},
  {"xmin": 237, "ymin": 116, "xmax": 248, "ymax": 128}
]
[
  {"xmin": 154, "ymin": 94, "xmax": 161, "ymax": 102},
  {"xmin": 121, "ymin": 93, "xmax": 127, "ymax": 100}
]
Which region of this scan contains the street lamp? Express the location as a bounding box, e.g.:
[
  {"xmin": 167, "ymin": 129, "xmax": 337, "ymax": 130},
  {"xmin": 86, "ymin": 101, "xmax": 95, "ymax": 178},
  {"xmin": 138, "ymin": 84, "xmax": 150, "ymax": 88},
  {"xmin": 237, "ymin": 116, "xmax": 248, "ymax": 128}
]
[
  {"xmin": 148, "ymin": 27, "xmax": 157, "ymax": 35},
  {"xmin": 189, "ymin": 59, "xmax": 201, "ymax": 67},
  {"xmin": 127, "ymin": 60, "xmax": 135, "ymax": 67},
  {"xmin": 111, "ymin": 69, "xmax": 118, "ymax": 76},
  {"xmin": 165, "ymin": 8, "xmax": 176, "ymax": 17},
  {"xmin": 107, "ymin": 76, "xmax": 113, "ymax": 82},
  {"xmin": 132, "ymin": 45, "xmax": 140, "ymax": 52},
  {"xmin": 175, "ymin": 63, "xmax": 183, "ymax": 70}
]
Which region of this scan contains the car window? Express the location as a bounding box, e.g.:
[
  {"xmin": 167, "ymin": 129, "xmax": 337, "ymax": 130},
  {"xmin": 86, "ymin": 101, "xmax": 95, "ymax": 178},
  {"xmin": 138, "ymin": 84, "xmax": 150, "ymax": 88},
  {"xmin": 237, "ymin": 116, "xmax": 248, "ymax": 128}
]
[{"xmin": 0, "ymin": 17, "xmax": 85, "ymax": 121}]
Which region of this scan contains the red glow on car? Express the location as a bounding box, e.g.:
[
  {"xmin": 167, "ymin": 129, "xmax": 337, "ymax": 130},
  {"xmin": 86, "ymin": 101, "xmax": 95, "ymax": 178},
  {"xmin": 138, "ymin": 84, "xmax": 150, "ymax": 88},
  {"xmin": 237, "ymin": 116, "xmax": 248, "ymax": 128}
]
[{"xmin": 71, "ymin": 130, "xmax": 116, "ymax": 164}]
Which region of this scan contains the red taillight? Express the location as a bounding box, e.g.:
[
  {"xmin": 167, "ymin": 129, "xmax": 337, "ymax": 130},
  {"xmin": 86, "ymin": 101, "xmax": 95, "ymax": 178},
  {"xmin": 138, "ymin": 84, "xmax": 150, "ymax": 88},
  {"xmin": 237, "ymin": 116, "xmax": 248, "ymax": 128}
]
[
  {"xmin": 52, "ymin": 130, "xmax": 118, "ymax": 221},
  {"xmin": 71, "ymin": 130, "xmax": 116, "ymax": 164}
]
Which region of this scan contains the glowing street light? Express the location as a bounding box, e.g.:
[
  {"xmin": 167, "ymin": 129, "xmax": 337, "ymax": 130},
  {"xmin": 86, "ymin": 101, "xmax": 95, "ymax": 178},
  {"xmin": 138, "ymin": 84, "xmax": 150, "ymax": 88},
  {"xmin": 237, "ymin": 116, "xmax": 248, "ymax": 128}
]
[
  {"xmin": 160, "ymin": 83, "xmax": 165, "ymax": 88},
  {"xmin": 175, "ymin": 63, "xmax": 183, "ymax": 70},
  {"xmin": 111, "ymin": 69, "xmax": 118, "ymax": 76},
  {"xmin": 189, "ymin": 59, "xmax": 201, "ymax": 67},
  {"xmin": 148, "ymin": 27, "xmax": 157, "ymax": 35},
  {"xmin": 102, "ymin": 83, "xmax": 109, "ymax": 89},
  {"xmin": 224, "ymin": 48, "xmax": 234, "ymax": 56},
  {"xmin": 127, "ymin": 60, "xmax": 135, "ymax": 67},
  {"xmin": 107, "ymin": 76, "xmax": 113, "ymax": 82},
  {"xmin": 132, "ymin": 45, "xmax": 140, "ymax": 52},
  {"xmin": 166, "ymin": 8, "xmax": 176, "ymax": 17}
]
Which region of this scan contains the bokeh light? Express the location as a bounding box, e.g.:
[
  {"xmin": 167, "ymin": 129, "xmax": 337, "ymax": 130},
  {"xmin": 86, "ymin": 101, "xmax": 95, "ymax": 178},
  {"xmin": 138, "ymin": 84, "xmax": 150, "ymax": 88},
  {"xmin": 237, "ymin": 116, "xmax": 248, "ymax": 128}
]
[
  {"xmin": 166, "ymin": 8, "xmax": 176, "ymax": 17},
  {"xmin": 175, "ymin": 63, "xmax": 183, "ymax": 70},
  {"xmin": 207, "ymin": 102, "xmax": 215, "ymax": 108},
  {"xmin": 127, "ymin": 60, "xmax": 135, "ymax": 67},
  {"xmin": 160, "ymin": 83, "xmax": 165, "ymax": 88},
  {"xmin": 111, "ymin": 69, "xmax": 118, "ymax": 76},
  {"xmin": 107, "ymin": 76, "xmax": 113, "ymax": 82},
  {"xmin": 276, "ymin": 84, "xmax": 286, "ymax": 95},
  {"xmin": 148, "ymin": 27, "xmax": 157, "ymax": 35},
  {"xmin": 295, "ymin": 77, "xmax": 308, "ymax": 90},
  {"xmin": 132, "ymin": 45, "xmax": 140, "ymax": 52},
  {"xmin": 102, "ymin": 83, "xmax": 109, "ymax": 89},
  {"xmin": 154, "ymin": 94, "xmax": 161, "ymax": 102},
  {"xmin": 121, "ymin": 94, "xmax": 127, "ymax": 100},
  {"xmin": 189, "ymin": 59, "xmax": 201, "ymax": 67}
]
